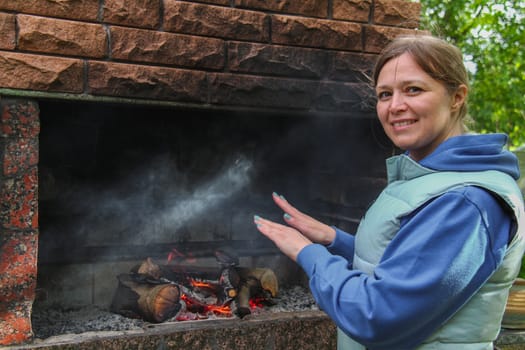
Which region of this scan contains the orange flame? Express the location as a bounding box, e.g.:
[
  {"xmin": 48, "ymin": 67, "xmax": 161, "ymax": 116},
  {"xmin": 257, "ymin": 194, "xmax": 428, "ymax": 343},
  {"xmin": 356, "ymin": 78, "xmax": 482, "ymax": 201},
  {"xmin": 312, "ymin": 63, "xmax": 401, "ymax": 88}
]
[
  {"xmin": 190, "ymin": 279, "xmax": 213, "ymax": 289},
  {"xmin": 180, "ymin": 294, "xmax": 233, "ymax": 317}
]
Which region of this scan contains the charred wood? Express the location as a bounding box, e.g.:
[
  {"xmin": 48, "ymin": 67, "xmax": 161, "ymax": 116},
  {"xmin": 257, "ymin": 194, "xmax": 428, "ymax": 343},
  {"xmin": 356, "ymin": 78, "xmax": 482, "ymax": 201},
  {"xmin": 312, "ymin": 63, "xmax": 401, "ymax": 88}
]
[
  {"xmin": 110, "ymin": 273, "xmax": 181, "ymax": 323},
  {"xmin": 111, "ymin": 258, "xmax": 279, "ymax": 322}
]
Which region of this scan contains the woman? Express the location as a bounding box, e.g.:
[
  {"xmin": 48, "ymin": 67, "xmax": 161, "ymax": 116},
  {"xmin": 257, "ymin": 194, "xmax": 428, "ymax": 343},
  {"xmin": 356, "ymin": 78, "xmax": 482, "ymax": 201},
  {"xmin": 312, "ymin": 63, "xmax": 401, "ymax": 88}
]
[{"xmin": 254, "ymin": 35, "xmax": 525, "ymax": 349}]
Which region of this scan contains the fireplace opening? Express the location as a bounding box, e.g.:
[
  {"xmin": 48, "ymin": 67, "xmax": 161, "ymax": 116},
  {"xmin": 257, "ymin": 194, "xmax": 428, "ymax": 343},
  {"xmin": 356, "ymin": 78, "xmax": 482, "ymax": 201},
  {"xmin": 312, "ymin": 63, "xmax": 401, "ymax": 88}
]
[{"xmin": 31, "ymin": 99, "xmax": 390, "ymax": 340}]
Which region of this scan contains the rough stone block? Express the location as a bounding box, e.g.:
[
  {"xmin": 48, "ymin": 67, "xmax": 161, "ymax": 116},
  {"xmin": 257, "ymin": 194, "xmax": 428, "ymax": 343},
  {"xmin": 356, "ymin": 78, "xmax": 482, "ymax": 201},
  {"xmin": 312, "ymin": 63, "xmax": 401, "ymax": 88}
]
[
  {"xmin": 364, "ymin": 25, "xmax": 417, "ymax": 53},
  {"xmin": 195, "ymin": 0, "xmax": 229, "ymax": 5},
  {"xmin": 374, "ymin": 0, "xmax": 421, "ymax": 28},
  {"xmin": 0, "ymin": 52, "xmax": 84, "ymax": 92},
  {"xmin": 328, "ymin": 51, "xmax": 376, "ymax": 82},
  {"xmin": 314, "ymin": 81, "xmax": 373, "ymax": 112},
  {"xmin": 228, "ymin": 42, "xmax": 328, "ymax": 78},
  {"xmin": 0, "ymin": 12, "xmax": 16, "ymax": 49},
  {"xmin": 18, "ymin": 15, "xmax": 107, "ymax": 58},
  {"xmin": 88, "ymin": 61, "xmax": 208, "ymax": 102},
  {"xmin": 111, "ymin": 26, "xmax": 225, "ymax": 69},
  {"xmin": 164, "ymin": 1, "xmax": 270, "ymax": 42},
  {"xmin": 333, "ymin": 0, "xmax": 371, "ymax": 23},
  {"xmin": 0, "ymin": 0, "xmax": 98, "ymax": 21},
  {"xmin": 103, "ymin": 0, "xmax": 161, "ymax": 29},
  {"xmin": 235, "ymin": 0, "xmax": 328, "ymax": 18},
  {"xmin": 208, "ymin": 73, "xmax": 318, "ymax": 110},
  {"xmin": 272, "ymin": 15, "xmax": 362, "ymax": 51}
]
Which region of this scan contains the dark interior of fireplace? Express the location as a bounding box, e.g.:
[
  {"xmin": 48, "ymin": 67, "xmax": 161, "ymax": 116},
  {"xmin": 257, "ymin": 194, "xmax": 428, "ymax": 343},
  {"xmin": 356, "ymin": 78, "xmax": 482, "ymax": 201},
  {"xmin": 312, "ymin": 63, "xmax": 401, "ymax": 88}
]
[{"xmin": 32, "ymin": 99, "xmax": 391, "ymax": 339}]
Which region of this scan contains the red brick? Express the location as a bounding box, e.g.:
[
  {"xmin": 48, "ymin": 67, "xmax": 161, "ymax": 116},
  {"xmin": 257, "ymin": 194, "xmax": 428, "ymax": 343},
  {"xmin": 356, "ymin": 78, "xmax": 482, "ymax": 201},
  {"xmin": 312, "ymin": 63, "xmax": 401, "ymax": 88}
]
[
  {"xmin": 0, "ymin": 52, "xmax": 84, "ymax": 93},
  {"xmin": 164, "ymin": 1, "xmax": 269, "ymax": 42},
  {"xmin": 0, "ymin": 12, "xmax": 16, "ymax": 49},
  {"xmin": 228, "ymin": 42, "xmax": 328, "ymax": 78},
  {"xmin": 208, "ymin": 73, "xmax": 318, "ymax": 109},
  {"xmin": 333, "ymin": 0, "xmax": 371, "ymax": 23},
  {"xmin": 364, "ymin": 25, "xmax": 418, "ymax": 53},
  {"xmin": 103, "ymin": 0, "xmax": 161, "ymax": 29},
  {"xmin": 0, "ymin": 0, "xmax": 98, "ymax": 21},
  {"xmin": 0, "ymin": 169, "xmax": 38, "ymax": 229},
  {"xmin": 0, "ymin": 99, "xmax": 40, "ymax": 138},
  {"xmin": 18, "ymin": 15, "xmax": 107, "ymax": 58},
  {"xmin": 88, "ymin": 61, "xmax": 208, "ymax": 102},
  {"xmin": 272, "ymin": 15, "xmax": 362, "ymax": 51},
  {"xmin": 374, "ymin": 0, "xmax": 421, "ymax": 28},
  {"xmin": 235, "ymin": 0, "xmax": 328, "ymax": 18},
  {"xmin": 111, "ymin": 26, "xmax": 225, "ymax": 69}
]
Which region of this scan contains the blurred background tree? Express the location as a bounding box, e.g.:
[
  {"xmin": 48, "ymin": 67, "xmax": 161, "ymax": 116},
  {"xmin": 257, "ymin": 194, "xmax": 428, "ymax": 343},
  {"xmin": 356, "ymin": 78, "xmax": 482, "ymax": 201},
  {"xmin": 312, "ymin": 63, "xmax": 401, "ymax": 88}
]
[{"xmin": 418, "ymin": 0, "xmax": 524, "ymax": 148}]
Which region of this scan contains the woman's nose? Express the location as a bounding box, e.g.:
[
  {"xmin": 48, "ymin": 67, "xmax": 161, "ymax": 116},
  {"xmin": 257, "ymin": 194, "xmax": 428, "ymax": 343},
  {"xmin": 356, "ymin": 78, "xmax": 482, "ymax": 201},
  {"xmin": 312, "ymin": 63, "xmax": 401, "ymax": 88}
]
[{"xmin": 388, "ymin": 92, "xmax": 408, "ymax": 114}]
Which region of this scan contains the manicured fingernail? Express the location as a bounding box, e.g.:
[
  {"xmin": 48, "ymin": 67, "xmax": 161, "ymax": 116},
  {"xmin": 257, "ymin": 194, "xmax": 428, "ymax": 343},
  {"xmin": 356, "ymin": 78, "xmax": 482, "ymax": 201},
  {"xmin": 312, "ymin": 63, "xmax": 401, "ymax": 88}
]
[
  {"xmin": 254, "ymin": 215, "xmax": 261, "ymax": 222},
  {"xmin": 284, "ymin": 213, "xmax": 291, "ymax": 220},
  {"xmin": 273, "ymin": 192, "xmax": 286, "ymax": 201},
  {"xmin": 256, "ymin": 223, "xmax": 262, "ymax": 228}
]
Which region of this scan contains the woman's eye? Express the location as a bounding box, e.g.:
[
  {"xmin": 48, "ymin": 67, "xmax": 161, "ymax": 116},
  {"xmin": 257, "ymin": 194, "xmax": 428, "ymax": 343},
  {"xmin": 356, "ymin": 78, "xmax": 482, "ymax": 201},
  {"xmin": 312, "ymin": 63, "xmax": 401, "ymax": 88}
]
[
  {"xmin": 377, "ymin": 91, "xmax": 391, "ymax": 100},
  {"xmin": 406, "ymin": 86, "xmax": 422, "ymax": 94}
]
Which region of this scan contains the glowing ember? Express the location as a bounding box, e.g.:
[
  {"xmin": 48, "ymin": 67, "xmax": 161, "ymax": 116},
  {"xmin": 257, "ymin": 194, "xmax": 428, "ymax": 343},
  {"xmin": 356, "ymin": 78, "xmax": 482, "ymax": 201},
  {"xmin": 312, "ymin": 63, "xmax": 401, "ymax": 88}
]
[
  {"xmin": 190, "ymin": 279, "xmax": 214, "ymax": 289},
  {"xmin": 180, "ymin": 294, "xmax": 233, "ymax": 318},
  {"xmin": 249, "ymin": 296, "xmax": 267, "ymax": 309}
]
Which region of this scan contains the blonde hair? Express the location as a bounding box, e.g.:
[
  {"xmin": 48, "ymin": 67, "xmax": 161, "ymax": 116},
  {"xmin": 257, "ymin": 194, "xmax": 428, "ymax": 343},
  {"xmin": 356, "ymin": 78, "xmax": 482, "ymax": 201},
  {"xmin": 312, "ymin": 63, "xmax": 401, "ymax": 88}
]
[{"xmin": 373, "ymin": 35, "xmax": 470, "ymax": 125}]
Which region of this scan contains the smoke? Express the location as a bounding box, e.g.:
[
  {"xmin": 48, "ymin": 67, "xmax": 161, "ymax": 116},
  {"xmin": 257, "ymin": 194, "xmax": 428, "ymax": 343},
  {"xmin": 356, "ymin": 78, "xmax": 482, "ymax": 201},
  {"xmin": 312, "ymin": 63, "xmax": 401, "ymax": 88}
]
[
  {"xmin": 156, "ymin": 156, "xmax": 253, "ymax": 233},
  {"xmin": 61, "ymin": 154, "xmax": 254, "ymax": 245}
]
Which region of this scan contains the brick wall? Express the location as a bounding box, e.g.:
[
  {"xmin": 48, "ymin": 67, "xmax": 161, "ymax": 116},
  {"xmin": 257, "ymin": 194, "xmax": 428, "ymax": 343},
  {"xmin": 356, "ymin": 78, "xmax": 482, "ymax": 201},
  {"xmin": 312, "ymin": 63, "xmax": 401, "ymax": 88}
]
[
  {"xmin": 0, "ymin": 0, "xmax": 420, "ymax": 346},
  {"xmin": 0, "ymin": 0, "xmax": 420, "ymax": 112}
]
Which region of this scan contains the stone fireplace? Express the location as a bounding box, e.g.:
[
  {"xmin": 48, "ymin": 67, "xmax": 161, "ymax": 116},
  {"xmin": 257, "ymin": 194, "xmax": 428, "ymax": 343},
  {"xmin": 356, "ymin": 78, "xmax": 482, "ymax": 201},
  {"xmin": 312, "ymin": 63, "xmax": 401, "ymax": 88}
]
[{"xmin": 0, "ymin": 0, "xmax": 423, "ymax": 348}]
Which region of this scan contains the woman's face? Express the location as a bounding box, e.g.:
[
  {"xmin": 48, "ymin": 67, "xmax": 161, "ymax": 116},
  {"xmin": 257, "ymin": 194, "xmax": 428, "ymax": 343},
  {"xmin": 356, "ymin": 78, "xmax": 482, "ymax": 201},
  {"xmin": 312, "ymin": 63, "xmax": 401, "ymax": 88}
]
[{"xmin": 375, "ymin": 52, "xmax": 466, "ymax": 161}]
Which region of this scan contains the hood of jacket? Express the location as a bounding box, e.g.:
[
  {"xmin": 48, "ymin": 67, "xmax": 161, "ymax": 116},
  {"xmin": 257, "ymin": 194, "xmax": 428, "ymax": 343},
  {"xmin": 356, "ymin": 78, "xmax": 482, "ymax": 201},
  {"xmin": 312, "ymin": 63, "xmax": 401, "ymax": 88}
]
[{"xmin": 417, "ymin": 133, "xmax": 520, "ymax": 180}]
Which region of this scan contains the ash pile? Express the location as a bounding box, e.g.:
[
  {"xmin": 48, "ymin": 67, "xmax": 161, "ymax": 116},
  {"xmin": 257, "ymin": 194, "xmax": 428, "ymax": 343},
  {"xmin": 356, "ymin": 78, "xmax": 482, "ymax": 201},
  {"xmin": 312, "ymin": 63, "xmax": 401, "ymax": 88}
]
[
  {"xmin": 31, "ymin": 249, "xmax": 319, "ymax": 340},
  {"xmin": 31, "ymin": 286, "xmax": 318, "ymax": 340}
]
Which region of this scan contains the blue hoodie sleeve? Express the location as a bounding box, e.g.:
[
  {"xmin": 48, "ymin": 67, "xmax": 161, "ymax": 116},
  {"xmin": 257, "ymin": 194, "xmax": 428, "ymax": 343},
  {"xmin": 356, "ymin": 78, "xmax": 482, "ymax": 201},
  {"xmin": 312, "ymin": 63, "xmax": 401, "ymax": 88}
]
[
  {"xmin": 324, "ymin": 226, "xmax": 356, "ymax": 262},
  {"xmin": 296, "ymin": 186, "xmax": 511, "ymax": 350}
]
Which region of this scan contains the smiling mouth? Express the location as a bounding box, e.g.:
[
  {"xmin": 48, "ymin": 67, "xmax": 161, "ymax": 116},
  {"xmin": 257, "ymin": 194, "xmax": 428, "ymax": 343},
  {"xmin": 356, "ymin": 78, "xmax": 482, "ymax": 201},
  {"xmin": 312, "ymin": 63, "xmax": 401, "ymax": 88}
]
[{"xmin": 392, "ymin": 120, "xmax": 416, "ymax": 128}]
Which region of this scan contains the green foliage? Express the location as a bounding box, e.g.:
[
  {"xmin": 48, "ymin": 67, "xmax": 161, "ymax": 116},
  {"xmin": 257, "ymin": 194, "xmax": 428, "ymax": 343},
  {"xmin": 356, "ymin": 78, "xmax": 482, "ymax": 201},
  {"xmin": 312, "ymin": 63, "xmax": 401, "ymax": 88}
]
[{"xmin": 418, "ymin": 0, "xmax": 525, "ymax": 148}]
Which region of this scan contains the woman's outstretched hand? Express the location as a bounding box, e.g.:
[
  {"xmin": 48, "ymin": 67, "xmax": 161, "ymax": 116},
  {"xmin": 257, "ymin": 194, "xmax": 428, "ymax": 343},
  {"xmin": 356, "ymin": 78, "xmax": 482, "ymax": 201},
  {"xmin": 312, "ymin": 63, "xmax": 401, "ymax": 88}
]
[
  {"xmin": 253, "ymin": 192, "xmax": 336, "ymax": 261},
  {"xmin": 271, "ymin": 192, "xmax": 335, "ymax": 245},
  {"xmin": 253, "ymin": 215, "xmax": 311, "ymax": 261}
]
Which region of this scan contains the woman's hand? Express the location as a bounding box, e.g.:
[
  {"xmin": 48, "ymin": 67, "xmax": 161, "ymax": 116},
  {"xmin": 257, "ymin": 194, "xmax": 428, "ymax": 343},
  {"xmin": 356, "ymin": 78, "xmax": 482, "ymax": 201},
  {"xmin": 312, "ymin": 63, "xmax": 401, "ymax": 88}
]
[
  {"xmin": 271, "ymin": 192, "xmax": 336, "ymax": 245},
  {"xmin": 254, "ymin": 215, "xmax": 311, "ymax": 262},
  {"xmin": 253, "ymin": 193, "xmax": 337, "ymax": 261}
]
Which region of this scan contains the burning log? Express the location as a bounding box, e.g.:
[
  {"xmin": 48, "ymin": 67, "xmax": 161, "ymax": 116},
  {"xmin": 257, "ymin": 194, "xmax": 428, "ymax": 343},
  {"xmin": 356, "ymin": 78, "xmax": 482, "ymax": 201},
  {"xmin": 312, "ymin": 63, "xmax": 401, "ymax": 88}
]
[
  {"xmin": 234, "ymin": 267, "xmax": 278, "ymax": 317},
  {"xmin": 110, "ymin": 273, "xmax": 181, "ymax": 323},
  {"xmin": 160, "ymin": 263, "xmax": 241, "ymax": 306},
  {"xmin": 110, "ymin": 255, "xmax": 279, "ymax": 322}
]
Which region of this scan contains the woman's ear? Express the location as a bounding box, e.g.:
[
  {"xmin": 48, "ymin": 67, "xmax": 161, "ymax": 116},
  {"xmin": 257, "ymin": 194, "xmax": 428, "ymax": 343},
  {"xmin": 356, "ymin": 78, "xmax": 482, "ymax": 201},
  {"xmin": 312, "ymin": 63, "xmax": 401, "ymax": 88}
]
[{"xmin": 451, "ymin": 84, "xmax": 468, "ymax": 111}]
